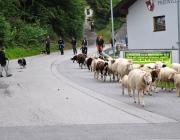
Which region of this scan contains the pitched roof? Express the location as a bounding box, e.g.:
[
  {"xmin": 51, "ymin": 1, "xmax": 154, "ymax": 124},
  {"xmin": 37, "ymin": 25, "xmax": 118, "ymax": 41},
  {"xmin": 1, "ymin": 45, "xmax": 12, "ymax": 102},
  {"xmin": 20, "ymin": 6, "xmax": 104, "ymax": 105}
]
[{"xmin": 106, "ymin": 0, "xmax": 137, "ymax": 18}]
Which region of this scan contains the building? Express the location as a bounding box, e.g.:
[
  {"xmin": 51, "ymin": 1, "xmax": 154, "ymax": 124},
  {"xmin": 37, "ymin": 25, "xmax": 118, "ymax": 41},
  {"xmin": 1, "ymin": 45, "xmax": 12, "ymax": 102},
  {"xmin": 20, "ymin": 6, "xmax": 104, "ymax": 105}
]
[
  {"xmin": 85, "ymin": 6, "xmax": 93, "ymax": 22},
  {"xmin": 107, "ymin": 0, "xmax": 179, "ymax": 49}
]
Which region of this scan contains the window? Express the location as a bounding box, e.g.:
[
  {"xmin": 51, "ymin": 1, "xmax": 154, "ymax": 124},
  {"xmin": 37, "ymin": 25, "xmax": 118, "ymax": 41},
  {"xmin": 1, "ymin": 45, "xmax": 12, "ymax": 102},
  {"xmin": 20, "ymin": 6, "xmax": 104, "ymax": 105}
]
[
  {"xmin": 87, "ymin": 9, "xmax": 90, "ymax": 15},
  {"xmin": 153, "ymin": 16, "xmax": 166, "ymax": 31}
]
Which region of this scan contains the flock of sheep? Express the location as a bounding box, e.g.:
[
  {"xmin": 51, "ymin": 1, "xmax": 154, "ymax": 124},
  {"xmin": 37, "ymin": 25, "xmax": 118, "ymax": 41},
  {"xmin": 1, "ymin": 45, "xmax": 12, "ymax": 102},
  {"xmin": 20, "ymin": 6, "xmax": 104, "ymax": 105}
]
[{"xmin": 70, "ymin": 53, "xmax": 180, "ymax": 107}]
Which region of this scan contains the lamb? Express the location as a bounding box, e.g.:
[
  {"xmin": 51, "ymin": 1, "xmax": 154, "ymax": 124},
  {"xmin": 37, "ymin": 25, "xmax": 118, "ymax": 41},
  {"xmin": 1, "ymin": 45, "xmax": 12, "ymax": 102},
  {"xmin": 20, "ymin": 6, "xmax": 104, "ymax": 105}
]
[
  {"xmin": 128, "ymin": 69, "xmax": 152, "ymax": 107},
  {"xmin": 119, "ymin": 75, "xmax": 131, "ymax": 96},
  {"xmin": 174, "ymin": 74, "xmax": 180, "ymax": 97},
  {"xmin": 155, "ymin": 67, "xmax": 177, "ymax": 92}
]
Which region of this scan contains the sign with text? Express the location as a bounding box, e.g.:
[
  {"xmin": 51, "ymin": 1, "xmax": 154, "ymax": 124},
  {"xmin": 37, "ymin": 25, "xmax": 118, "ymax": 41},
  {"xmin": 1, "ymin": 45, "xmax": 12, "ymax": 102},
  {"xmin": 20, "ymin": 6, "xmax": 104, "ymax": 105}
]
[{"xmin": 124, "ymin": 51, "xmax": 172, "ymax": 66}]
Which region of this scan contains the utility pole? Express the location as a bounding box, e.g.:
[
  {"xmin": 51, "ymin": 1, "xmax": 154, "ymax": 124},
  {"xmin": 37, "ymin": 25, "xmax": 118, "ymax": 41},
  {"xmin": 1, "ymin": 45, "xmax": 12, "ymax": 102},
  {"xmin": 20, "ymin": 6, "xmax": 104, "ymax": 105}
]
[
  {"xmin": 178, "ymin": 0, "xmax": 180, "ymax": 63},
  {"xmin": 110, "ymin": 0, "xmax": 115, "ymax": 57}
]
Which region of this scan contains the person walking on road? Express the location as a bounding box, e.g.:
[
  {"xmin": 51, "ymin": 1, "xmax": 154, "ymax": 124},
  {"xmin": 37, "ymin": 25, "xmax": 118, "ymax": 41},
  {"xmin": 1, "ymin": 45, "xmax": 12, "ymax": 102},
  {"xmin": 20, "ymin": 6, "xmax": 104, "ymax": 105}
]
[
  {"xmin": 96, "ymin": 36, "xmax": 104, "ymax": 55},
  {"xmin": 71, "ymin": 37, "xmax": 77, "ymax": 55},
  {"xmin": 45, "ymin": 35, "xmax": 51, "ymax": 55},
  {"xmin": 81, "ymin": 37, "xmax": 88, "ymax": 55},
  {"xmin": 0, "ymin": 46, "xmax": 12, "ymax": 77},
  {"xmin": 125, "ymin": 35, "xmax": 128, "ymax": 47},
  {"xmin": 58, "ymin": 37, "xmax": 64, "ymax": 55}
]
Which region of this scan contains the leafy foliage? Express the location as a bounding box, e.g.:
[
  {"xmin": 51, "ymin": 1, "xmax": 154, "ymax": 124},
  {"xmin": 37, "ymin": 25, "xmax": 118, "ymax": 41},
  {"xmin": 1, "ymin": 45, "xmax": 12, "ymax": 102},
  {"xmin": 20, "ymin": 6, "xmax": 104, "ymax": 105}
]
[{"xmin": 0, "ymin": 0, "xmax": 87, "ymax": 48}]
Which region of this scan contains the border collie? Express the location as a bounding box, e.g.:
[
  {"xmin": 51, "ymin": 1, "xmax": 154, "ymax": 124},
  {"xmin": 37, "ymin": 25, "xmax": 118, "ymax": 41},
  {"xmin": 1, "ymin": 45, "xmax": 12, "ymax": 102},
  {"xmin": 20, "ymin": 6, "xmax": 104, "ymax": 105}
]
[
  {"xmin": 40, "ymin": 50, "xmax": 46, "ymax": 55},
  {"xmin": 70, "ymin": 55, "xmax": 77, "ymax": 63},
  {"xmin": 18, "ymin": 58, "xmax": 26, "ymax": 69}
]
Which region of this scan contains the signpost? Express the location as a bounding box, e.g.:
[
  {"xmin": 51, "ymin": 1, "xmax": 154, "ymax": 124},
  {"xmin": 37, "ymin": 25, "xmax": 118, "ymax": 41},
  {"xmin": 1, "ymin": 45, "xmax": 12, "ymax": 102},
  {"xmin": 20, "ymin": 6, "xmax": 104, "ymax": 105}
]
[
  {"xmin": 124, "ymin": 51, "xmax": 172, "ymax": 67},
  {"xmin": 110, "ymin": 0, "xmax": 115, "ymax": 57}
]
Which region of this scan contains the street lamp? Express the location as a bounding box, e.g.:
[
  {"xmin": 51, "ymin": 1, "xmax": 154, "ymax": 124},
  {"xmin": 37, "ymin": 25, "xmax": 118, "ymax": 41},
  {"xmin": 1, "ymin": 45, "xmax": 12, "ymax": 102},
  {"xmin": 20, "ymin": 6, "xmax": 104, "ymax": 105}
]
[
  {"xmin": 110, "ymin": 0, "xmax": 115, "ymax": 58},
  {"xmin": 178, "ymin": 0, "xmax": 180, "ymax": 63}
]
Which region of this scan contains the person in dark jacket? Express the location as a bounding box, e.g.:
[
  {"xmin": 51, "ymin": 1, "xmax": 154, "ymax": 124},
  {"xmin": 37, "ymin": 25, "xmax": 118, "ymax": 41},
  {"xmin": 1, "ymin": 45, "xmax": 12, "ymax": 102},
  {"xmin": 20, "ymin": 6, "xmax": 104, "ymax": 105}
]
[
  {"xmin": 96, "ymin": 36, "xmax": 104, "ymax": 55},
  {"xmin": 71, "ymin": 37, "xmax": 77, "ymax": 55},
  {"xmin": 81, "ymin": 37, "xmax": 88, "ymax": 55},
  {"xmin": 0, "ymin": 46, "xmax": 12, "ymax": 77},
  {"xmin": 45, "ymin": 35, "xmax": 50, "ymax": 55},
  {"xmin": 58, "ymin": 37, "xmax": 64, "ymax": 55}
]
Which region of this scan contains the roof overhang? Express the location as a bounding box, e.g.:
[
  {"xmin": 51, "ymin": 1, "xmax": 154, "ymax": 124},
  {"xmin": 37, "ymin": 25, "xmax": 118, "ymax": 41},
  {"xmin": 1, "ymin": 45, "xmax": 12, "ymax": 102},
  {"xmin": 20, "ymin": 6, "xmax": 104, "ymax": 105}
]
[{"xmin": 106, "ymin": 0, "xmax": 137, "ymax": 18}]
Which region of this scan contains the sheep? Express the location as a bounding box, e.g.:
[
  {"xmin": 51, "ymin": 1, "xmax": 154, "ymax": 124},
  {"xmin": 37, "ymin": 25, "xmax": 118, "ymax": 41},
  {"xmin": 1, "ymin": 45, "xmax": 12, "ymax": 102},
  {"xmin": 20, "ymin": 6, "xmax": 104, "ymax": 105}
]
[
  {"xmin": 95, "ymin": 61, "xmax": 108, "ymax": 81},
  {"xmin": 77, "ymin": 54, "xmax": 87, "ymax": 69},
  {"xmin": 117, "ymin": 59, "xmax": 133, "ymax": 81},
  {"xmin": 155, "ymin": 67, "xmax": 177, "ymax": 92},
  {"xmin": 155, "ymin": 61, "xmax": 167, "ymax": 69},
  {"xmin": 119, "ymin": 75, "xmax": 131, "ymax": 97},
  {"xmin": 86, "ymin": 57, "xmax": 93, "ymax": 71},
  {"xmin": 170, "ymin": 63, "xmax": 180, "ymax": 73},
  {"xmin": 174, "ymin": 74, "xmax": 180, "ymax": 97},
  {"xmin": 141, "ymin": 69, "xmax": 159, "ymax": 95},
  {"xmin": 128, "ymin": 69, "xmax": 152, "ymax": 107},
  {"xmin": 110, "ymin": 58, "xmax": 133, "ymax": 81},
  {"xmin": 91, "ymin": 57, "xmax": 104, "ymax": 72},
  {"xmin": 143, "ymin": 62, "xmax": 166, "ymax": 70},
  {"xmin": 132, "ymin": 64, "xmax": 144, "ymax": 69}
]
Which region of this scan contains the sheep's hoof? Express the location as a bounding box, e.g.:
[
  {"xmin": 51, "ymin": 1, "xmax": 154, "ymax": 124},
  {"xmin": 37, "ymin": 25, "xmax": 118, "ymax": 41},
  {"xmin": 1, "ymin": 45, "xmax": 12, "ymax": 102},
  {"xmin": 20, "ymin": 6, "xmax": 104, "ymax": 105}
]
[
  {"xmin": 148, "ymin": 93, "xmax": 152, "ymax": 96},
  {"xmin": 156, "ymin": 91, "xmax": 158, "ymax": 93},
  {"xmin": 138, "ymin": 101, "xmax": 140, "ymax": 104},
  {"xmin": 144, "ymin": 93, "xmax": 146, "ymax": 95},
  {"xmin": 142, "ymin": 104, "xmax": 145, "ymax": 107}
]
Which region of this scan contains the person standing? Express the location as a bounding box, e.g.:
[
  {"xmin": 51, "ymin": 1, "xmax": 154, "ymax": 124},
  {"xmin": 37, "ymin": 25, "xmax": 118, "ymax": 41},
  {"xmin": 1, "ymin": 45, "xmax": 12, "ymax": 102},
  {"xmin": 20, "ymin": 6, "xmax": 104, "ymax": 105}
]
[
  {"xmin": 0, "ymin": 46, "xmax": 12, "ymax": 77},
  {"xmin": 125, "ymin": 35, "xmax": 128, "ymax": 47},
  {"xmin": 81, "ymin": 37, "xmax": 88, "ymax": 55},
  {"xmin": 96, "ymin": 36, "xmax": 104, "ymax": 55},
  {"xmin": 58, "ymin": 37, "xmax": 64, "ymax": 55},
  {"xmin": 45, "ymin": 35, "xmax": 50, "ymax": 55},
  {"xmin": 110, "ymin": 38, "xmax": 116, "ymax": 48},
  {"xmin": 71, "ymin": 37, "xmax": 77, "ymax": 55}
]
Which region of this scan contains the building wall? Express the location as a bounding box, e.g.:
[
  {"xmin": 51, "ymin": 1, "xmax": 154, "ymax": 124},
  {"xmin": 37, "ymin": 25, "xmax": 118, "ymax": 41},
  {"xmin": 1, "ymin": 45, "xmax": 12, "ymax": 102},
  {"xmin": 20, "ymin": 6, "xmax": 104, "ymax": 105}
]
[{"xmin": 127, "ymin": 0, "xmax": 178, "ymax": 49}]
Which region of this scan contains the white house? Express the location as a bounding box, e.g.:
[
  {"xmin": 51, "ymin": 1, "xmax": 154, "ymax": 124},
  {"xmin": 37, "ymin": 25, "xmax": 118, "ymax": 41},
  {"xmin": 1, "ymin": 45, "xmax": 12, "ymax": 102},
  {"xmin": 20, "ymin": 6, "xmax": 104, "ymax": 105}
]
[
  {"xmin": 84, "ymin": 6, "xmax": 93, "ymax": 21},
  {"xmin": 107, "ymin": 0, "xmax": 179, "ymax": 49}
]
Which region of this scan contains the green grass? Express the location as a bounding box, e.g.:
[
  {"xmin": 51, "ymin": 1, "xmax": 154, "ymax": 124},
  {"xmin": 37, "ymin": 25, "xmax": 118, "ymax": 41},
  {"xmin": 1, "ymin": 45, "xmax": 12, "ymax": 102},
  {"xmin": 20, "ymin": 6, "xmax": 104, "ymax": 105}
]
[{"xmin": 5, "ymin": 42, "xmax": 73, "ymax": 60}]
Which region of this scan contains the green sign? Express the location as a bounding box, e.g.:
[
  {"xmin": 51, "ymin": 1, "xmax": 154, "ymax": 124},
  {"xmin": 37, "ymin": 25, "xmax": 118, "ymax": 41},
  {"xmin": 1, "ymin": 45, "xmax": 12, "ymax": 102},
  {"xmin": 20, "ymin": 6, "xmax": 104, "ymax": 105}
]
[{"xmin": 124, "ymin": 51, "xmax": 172, "ymax": 67}]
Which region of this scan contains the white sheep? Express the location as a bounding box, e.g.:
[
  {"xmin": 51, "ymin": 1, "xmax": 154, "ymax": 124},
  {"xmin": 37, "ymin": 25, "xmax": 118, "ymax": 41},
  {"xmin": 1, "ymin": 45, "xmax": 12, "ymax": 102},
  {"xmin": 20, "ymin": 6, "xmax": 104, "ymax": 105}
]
[
  {"xmin": 174, "ymin": 74, "xmax": 180, "ymax": 97},
  {"xmin": 132, "ymin": 64, "xmax": 144, "ymax": 69},
  {"xmin": 117, "ymin": 60, "xmax": 133, "ymax": 81},
  {"xmin": 128, "ymin": 69, "xmax": 152, "ymax": 107},
  {"xmin": 155, "ymin": 67, "xmax": 177, "ymax": 92},
  {"xmin": 119, "ymin": 75, "xmax": 131, "ymax": 97},
  {"xmin": 170, "ymin": 63, "xmax": 180, "ymax": 72},
  {"xmin": 110, "ymin": 58, "xmax": 133, "ymax": 81}
]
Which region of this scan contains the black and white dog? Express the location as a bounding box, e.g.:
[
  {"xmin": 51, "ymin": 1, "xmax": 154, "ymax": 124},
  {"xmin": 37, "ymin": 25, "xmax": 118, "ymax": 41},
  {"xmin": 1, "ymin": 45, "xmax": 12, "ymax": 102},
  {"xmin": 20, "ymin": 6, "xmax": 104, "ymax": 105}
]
[
  {"xmin": 70, "ymin": 55, "xmax": 77, "ymax": 63},
  {"xmin": 18, "ymin": 58, "xmax": 26, "ymax": 69},
  {"xmin": 40, "ymin": 50, "xmax": 46, "ymax": 55}
]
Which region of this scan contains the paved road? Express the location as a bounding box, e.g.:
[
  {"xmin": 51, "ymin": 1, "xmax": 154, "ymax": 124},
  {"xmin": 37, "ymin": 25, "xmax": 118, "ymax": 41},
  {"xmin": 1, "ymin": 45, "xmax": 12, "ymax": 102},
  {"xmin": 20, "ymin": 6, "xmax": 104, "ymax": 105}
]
[{"xmin": 0, "ymin": 24, "xmax": 180, "ymax": 140}]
